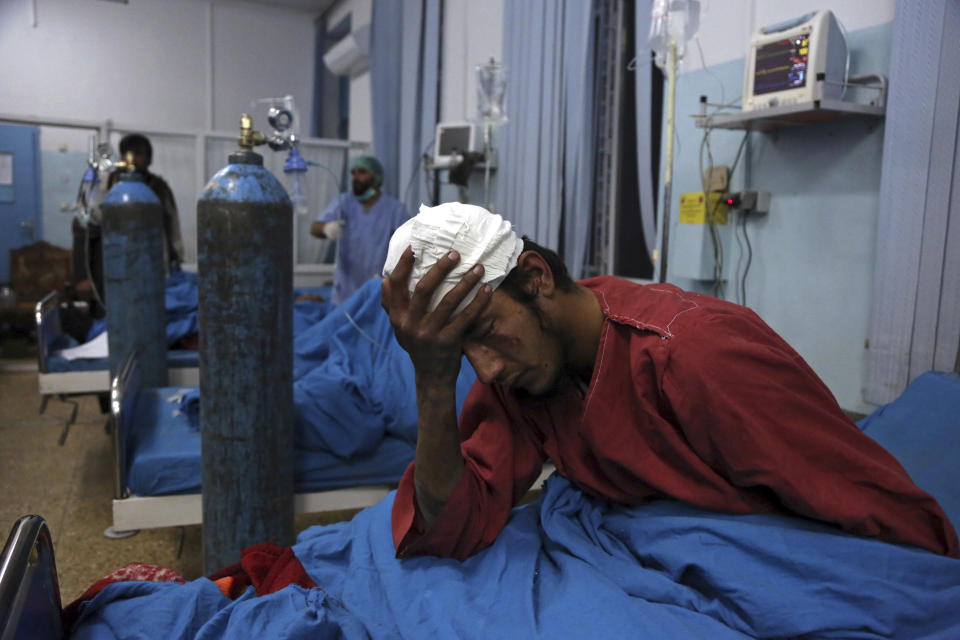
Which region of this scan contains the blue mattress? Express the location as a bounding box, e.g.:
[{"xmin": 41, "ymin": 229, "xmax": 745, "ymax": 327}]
[{"xmin": 127, "ymin": 387, "xmax": 415, "ymax": 496}]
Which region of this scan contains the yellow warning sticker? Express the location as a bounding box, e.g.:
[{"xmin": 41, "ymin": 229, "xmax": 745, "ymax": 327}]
[{"xmin": 679, "ymin": 192, "xmax": 729, "ymax": 225}]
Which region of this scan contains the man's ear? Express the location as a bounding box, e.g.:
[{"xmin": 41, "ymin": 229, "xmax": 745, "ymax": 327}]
[{"xmin": 516, "ymin": 251, "xmax": 555, "ymax": 298}]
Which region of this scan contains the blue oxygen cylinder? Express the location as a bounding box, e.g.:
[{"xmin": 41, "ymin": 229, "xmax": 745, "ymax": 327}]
[
  {"xmin": 197, "ymin": 147, "xmax": 294, "ymax": 575},
  {"xmin": 100, "ymin": 173, "xmax": 167, "ymax": 387}
]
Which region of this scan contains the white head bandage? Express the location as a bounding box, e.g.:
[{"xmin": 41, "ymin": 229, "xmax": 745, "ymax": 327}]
[{"xmin": 382, "ymin": 202, "xmax": 524, "ymax": 314}]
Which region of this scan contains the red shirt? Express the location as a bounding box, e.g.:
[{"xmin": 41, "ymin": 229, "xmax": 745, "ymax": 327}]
[{"xmin": 392, "ymin": 277, "xmax": 959, "ymax": 560}]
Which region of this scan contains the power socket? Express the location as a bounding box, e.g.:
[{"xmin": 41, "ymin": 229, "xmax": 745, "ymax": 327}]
[
  {"xmin": 725, "ymin": 190, "xmax": 771, "ymax": 214},
  {"xmin": 707, "ymin": 165, "xmax": 729, "ymax": 192}
]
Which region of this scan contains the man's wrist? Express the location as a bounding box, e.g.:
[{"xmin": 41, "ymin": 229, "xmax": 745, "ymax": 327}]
[
  {"xmin": 415, "ymin": 375, "xmax": 460, "ymax": 396},
  {"xmin": 414, "ymin": 480, "xmax": 449, "ymax": 529}
]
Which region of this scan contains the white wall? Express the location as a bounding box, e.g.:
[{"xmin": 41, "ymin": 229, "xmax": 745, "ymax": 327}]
[
  {"xmin": 0, "ymin": 0, "xmax": 317, "ymax": 133},
  {"xmin": 0, "ymin": 0, "xmax": 322, "ymax": 263},
  {"xmin": 686, "ymin": 0, "xmax": 895, "ymax": 72},
  {"xmin": 210, "ymin": 2, "xmax": 317, "ymax": 132}
]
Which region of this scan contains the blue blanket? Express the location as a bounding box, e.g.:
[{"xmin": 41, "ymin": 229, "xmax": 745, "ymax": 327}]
[
  {"xmin": 122, "ymin": 278, "xmax": 470, "ymax": 495},
  {"xmin": 858, "ymin": 370, "xmax": 960, "ymax": 527},
  {"xmin": 293, "ymin": 278, "xmax": 476, "ymax": 457},
  {"xmin": 70, "ymin": 370, "xmax": 960, "ymax": 639},
  {"xmin": 162, "ymin": 270, "xmax": 199, "ymax": 345},
  {"xmin": 71, "ymin": 475, "xmax": 960, "ymax": 639},
  {"xmin": 108, "ymin": 272, "xmax": 455, "ymax": 460},
  {"xmin": 84, "ymin": 270, "xmax": 334, "ymax": 346}
]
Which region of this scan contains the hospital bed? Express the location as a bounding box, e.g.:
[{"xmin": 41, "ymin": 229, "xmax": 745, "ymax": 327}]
[
  {"xmin": 107, "ymin": 355, "xmax": 551, "ymax": 534},
  {"xmin": 7, "ymin": 367, "xmax": 960, "ymax": 638},
  {"xmin": 35, "ymin": 291, "xmax": 199, "ymax": 444},
  {"xmin": 106, "ymin": 276, "xmax": 528, "ymax": 533},
  {"xmin": 108, "ymin": 348, "xmax": 403, "ymax": 532}
]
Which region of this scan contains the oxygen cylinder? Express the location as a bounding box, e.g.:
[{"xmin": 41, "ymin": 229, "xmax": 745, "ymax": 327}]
[
  {"xmin": 197, "ymin": 148, "xmax": 294, "ymax": 575},
  {"xmin": 100, "ymin": 173, "xmax": 167, "ymax": 386}
]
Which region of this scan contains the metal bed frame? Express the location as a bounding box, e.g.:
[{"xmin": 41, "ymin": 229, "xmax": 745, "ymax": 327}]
[
  {"xmin": 35, "ymin": 291, "xmax": 199, "ymax": 445},
  {"xmin": 0, "ymin": 515, "xmax": 63, "ymax": 640},
  {"xmin": 107, "ymin": 349, "xmax": 552, "ymax": 534}
]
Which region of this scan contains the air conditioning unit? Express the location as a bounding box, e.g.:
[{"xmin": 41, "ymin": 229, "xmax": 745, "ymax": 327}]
[{"xmin": 323, "ymin": 24, "xmax": 371, "ymax": 77}]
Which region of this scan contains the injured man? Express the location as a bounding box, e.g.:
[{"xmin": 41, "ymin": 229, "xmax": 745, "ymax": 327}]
[{"xmin": 381, "ymin": 202, "xmax": 959, "ymax": 561}]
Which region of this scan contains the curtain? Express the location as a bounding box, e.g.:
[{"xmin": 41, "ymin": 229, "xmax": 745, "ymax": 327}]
[
  {"xmin": 498, "ymin": 0, "xmax": 595, "ymax": 279},
  {"xmin": 370, "ymin": 0, "xmax": 441, "ymax": 210},
  {"xmin": 866, "ymin": 0, "xmax": 960, "ymax": 403},
  {"xmin": 633, "ymin": 0, "xmax": 657, "ymax": 263},
  {"xmin": 370, "ymin": 0, "xmax": 402, "ymax": 196}
]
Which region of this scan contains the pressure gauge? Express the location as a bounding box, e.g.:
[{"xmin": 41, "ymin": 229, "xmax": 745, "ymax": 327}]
[{"xmin": 267, "ymin": 107, "xmax": 294, "ymax": 132}]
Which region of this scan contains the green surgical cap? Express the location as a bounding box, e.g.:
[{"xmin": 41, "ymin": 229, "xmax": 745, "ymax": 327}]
[{"xmin": 348, "ymin": 155, "xmax": 383, "ymax": 186}]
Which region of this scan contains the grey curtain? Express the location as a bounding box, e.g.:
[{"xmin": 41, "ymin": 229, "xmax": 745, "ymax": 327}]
[
  {"xmin": 634, "ymin": 0, "xmax": 657, "ymax": 263},
  {"xmin": 866, "ymin": 0, "xmax": 960, "ymax": 403},
  {"xmin": 370, "ymin": 0, "xmax": 441, "ymax": 209},
  {"xmin": 498, "ymin": 0, "xmax": 595, "ymax": 279}
]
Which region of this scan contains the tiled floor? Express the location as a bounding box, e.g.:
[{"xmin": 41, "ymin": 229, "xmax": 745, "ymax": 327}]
[{"xmin": 0, "ymin": 362, "xmax": 356, "ymax": 604}]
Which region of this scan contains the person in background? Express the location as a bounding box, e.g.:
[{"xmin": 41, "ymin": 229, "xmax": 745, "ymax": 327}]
[
  {"xmin": 72, "ymin": 133, "xmax": 183, "ymax": 317},
  {"xmin": 105, "ymin": 133, "xmax": 183, "ymax": 271},
  {"xmin": 380, "ymin": 202, "xmax": 959, "ymax": 562},
  {"xmin": 310, "ymin": 155, "xmax": 410, "ymax": 304}
]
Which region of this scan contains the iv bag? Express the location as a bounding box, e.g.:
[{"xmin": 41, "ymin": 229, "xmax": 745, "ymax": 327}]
[
  {"xmin": 648, "ymin": 0, "xmax": 701, "ymax": 69},
  {"xmin": 476, "ymin": 59, "xmax": 507, "ymax": 124}
]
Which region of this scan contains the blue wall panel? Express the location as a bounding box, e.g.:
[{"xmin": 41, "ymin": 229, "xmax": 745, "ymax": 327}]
[{"xmin": 665, "ymin": 23, "xmax": 892, "ymax": 414}]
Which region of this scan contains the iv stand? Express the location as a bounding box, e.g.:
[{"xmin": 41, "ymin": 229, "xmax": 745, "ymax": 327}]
[
  {"xmin": 483, "ymin": 122, "xmax": 494, "ymax": 211},
  {"xmin": 657, "ymin": 40, "xmax": 677, "ymax": 283}
]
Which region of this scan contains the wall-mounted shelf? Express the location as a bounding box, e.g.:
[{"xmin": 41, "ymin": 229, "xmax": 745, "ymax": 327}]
[
  {"xmin": 695, "ymin": 99, "xmax": 885, "ymax": 132},
  {"xmin": 695, "ymin": 74, "xmax": 887, "ymax": 132}
]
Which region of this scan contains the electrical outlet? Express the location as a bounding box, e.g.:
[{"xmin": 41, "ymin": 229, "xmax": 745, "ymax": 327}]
[
  {"xmin": 708, "ymin": 165, "xmax": 729, "ymax": 192},
  {"xmin": 725, "ymin": 190, "xmax": 771, "ymax": 214}
]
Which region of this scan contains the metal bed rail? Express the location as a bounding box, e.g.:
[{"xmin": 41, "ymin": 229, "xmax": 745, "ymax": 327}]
[
  {"xmin": 0, "ymin": 515, "xmax": 64, "ymax": 640},
  {"xmin": 111, "ymin": 349, "xmax": 141, "ymax": 503},
  {"xmin": 34, "ymin": 292, "xmax": 81, "ymax": 444},
  {"xmin": 34, "ymin": 291, "xmax": 62, "ymax": 376}
]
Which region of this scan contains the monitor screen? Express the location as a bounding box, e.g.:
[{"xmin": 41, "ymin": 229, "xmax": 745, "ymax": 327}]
[
  {"xmin": 752, "ymin": 32, "xmax": 810, "ymax": 96},
  {"xmin": 437, "ymin": 125, "xmax": 473, "ymax": 156}
]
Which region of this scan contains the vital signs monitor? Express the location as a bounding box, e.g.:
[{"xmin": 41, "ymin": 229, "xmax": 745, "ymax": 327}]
[{"xmin": 742, "ymin": 10, "xmax": 847, "ymax": 112}]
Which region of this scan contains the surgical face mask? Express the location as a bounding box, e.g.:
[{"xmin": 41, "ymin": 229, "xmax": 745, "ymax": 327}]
[
  {"xmin": 354, "ymin": 186, "xmax": 378, "ymax": 202},
  {"xmin": 352, "ymin": 169, "xmax": 376, "ymax": 196}
]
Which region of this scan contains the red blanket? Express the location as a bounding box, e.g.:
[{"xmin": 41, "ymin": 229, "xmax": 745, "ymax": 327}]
[{"xmin": 63, "ymin": 541, "xmax": 316, "ymax": 627}]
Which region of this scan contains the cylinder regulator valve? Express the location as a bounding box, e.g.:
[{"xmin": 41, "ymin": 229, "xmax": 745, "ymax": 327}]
[
  {"xmin": 114, "ymin": 150, "xmax": 138, "ymax": 174},
  {"xmin": 237, "ymin": 113, "xmax": 267, "ymax": 151}
]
